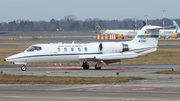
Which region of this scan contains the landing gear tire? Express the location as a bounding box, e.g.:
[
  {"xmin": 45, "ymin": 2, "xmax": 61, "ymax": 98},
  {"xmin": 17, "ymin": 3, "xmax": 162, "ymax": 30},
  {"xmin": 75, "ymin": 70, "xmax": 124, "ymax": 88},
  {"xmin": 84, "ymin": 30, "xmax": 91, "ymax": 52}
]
[
  {"xmin": 21, "ymin": 65, "xmax": 27, "ymax": 71},
  {"xmin": 83, "ymin": 65, "xmax": 89, "ymax": 69},
  {"xmin": 82, "ymin": 62, "xmax": 89, "ymax": 69},
  {"xmin": 95, "ymin": 64, "xmax": 101, "ymax": 70}
]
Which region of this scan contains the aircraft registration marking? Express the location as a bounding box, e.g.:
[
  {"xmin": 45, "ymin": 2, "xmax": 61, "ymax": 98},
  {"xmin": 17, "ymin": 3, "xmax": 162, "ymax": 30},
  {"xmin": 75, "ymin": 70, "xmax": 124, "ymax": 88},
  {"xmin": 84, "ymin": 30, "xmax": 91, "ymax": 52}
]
[{"xmin": 138, "ymin": 40, "xmax": 147, "ymax": 43}]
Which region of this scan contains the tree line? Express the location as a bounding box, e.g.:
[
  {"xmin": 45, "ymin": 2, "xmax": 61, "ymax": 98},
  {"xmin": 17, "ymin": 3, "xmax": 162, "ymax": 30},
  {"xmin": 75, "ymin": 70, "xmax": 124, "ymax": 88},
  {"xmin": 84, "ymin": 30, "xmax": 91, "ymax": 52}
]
[{"xmin": 0, "ymin": 15, "xmax": 180, "ymax": 32}]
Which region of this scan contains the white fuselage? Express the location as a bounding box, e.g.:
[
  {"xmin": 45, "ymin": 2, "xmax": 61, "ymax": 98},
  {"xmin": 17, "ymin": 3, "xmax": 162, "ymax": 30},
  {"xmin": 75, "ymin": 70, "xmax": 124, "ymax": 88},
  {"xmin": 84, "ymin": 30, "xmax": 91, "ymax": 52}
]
[
  {"xmin": 5, "ymin": 42, "xmax": 154, "ymax": 64},
  {"xmin": 6, "ymin": 42, "xmax": 125, "ymax": 64},
  {"xmin": 159, "ymin": 29, "xmax": 179, "ymax": 37}
]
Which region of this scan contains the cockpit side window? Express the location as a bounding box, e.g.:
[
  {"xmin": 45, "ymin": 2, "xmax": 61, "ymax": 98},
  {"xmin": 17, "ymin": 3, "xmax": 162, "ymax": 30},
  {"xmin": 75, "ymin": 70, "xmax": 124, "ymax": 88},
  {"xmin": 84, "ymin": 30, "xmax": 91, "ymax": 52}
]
[{"xmin": 27, "ymin": 46, "xmax": 42, "ymax": 52}]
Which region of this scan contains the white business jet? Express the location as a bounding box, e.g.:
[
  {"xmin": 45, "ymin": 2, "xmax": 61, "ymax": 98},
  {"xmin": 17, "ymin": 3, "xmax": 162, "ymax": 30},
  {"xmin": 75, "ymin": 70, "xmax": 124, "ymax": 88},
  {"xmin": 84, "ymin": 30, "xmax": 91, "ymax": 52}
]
[{"xmin": 4, "ymin": 25, "xmax": 172, "ymax": 71}]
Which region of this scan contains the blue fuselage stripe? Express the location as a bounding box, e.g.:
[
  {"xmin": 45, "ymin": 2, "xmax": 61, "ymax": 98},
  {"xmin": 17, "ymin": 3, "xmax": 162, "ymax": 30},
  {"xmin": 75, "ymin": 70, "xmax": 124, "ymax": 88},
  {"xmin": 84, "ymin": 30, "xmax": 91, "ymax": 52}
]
[{"xmin": 137, "ymin": 35, "xmax": 159, "ymax": 38}]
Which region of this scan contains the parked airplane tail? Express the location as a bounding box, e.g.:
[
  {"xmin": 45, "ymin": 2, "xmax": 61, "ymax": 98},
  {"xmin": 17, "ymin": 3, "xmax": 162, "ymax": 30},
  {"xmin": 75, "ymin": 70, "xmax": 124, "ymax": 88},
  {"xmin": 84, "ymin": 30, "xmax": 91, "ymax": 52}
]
[
  {"xmin": 173, "ymin": 20, "xmax": 180, "ymax": 33},
  {"xmin": 143, "ymin": 21, "xmax": 146, "ymax": 26},
  {"xmin": 94, "ymin": 22, "xmax": 101, "ymax": 33}
]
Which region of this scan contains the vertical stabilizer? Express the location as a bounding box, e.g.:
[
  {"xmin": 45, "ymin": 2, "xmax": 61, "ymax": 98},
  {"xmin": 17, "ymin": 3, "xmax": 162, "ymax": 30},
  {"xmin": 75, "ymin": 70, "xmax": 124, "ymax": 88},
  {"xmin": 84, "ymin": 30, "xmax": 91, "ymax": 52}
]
[
  {"xmin": 173, "ymin": 20, "xmax": 180, "ymax": 33},
  {"xmin": 128, "ymin": 26, "xmax": 161, "ymax": 47},
  {"xmin": 123, "ymin": 25, "xmax": 162, "ymax": 55},
  {"xmin": 94, "ymin": 22, "xmax": 101, "ymax": 33}
]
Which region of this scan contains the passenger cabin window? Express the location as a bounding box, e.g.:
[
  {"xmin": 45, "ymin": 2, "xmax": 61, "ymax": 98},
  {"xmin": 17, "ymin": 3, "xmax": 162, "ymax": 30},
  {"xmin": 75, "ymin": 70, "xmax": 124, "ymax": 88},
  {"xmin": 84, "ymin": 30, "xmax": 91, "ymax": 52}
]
[
  {"xmin": 84, "ymin": 47, "xmax": 87, "ymax": 51},
  {"xmin": 78, "ymin": 47, "xmax": 81, "ymax": 51},
  {"xmin": 64, "ymin": 48, "xmax": 67, "ymax": 51},
  {"xmin": 57, "ymin": 48, "xmax": 60, "ymax": 52},
  {"xmin": 71, "ymin": 48, "xmax": 74, "ymax": 51},
  {"xmin": 27, "ymin": 46, "xmax": 42, "ymax": 52}
]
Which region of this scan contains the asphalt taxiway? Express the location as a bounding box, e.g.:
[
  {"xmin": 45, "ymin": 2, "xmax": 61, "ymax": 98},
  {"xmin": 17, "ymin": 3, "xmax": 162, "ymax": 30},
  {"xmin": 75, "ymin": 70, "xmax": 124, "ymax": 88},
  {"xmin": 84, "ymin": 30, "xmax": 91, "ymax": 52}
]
[
  {"xmin": 0, "ymin": 64, "xmax": 180, "ymax": 78},
  {"xmin": 1, "ymin": 66, "xmax": 180, "ymax": 101},
  {"xmin": 1, "ymin": 81, "xmax": 180, "ymax": 101}
]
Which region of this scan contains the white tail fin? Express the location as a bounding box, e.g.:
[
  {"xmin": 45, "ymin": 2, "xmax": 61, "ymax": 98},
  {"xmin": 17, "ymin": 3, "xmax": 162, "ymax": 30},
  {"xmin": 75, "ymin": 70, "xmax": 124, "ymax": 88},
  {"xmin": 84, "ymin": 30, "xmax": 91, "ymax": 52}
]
[
  {"xmin": 130, "ymin": 25, "xmax": 161, "ymax": 46},
  {"xmin": 124, "ymin": 25, "xmax": 174, "ymax": 55}
]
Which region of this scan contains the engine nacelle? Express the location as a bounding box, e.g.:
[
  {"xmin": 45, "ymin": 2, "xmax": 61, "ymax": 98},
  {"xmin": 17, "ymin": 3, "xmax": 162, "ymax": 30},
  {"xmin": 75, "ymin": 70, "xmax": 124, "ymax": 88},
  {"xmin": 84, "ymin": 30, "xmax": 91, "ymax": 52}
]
[
  {"xmin": 172, "ymin": 34, "xmax": 178, "ymax": 38},
  {"xmin": 117, "ymin": 34, "xmax": 124, "ymax": 38},
  {"xmin": 127, "ymin": 36, "xmax": 134, "ymax": 38},
  {"xmin": 99, "ymin": 42, "xmax": 129, "ymax": 53}
]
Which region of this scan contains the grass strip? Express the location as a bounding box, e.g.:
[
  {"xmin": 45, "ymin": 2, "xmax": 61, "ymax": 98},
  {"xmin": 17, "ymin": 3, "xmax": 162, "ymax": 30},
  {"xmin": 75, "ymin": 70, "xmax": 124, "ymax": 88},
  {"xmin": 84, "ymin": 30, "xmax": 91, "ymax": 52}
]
[
  {"xmin": 0, "ymin": 74, "xmax": 145, "ymax": 84},
  {"xmin": 156, "ymin": 70, "xmax": 180, "ymax": 74}
]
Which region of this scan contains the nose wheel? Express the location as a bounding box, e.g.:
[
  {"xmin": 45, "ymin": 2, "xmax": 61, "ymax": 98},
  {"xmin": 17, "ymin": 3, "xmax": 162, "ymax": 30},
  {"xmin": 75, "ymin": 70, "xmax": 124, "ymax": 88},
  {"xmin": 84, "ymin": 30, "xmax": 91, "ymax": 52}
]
[{"xmin": 21, "ymin": 65, "xmax": 27, "ymax": 71}]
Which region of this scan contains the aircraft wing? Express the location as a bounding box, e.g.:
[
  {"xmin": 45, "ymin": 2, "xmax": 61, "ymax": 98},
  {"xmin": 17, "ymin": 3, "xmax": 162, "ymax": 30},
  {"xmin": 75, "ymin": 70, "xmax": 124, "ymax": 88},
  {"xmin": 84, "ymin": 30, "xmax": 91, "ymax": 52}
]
[
  {"xmin": 94, "ymin": 52, "xmax": 141, "ymax": 60},
  {"xmin": 80, "ymin": 52, "xmax": 141, "ymax": 61},
  {"xmin": 79, "ymin": 55, "xmax": 96, "ymax": 61},
  {"xmin": 103, "ymin": 60, "xmax": 121, "ymax": 64},
  {"xmin": 80, "ymin": 55, "xmax": 123, "ymax": 64}
]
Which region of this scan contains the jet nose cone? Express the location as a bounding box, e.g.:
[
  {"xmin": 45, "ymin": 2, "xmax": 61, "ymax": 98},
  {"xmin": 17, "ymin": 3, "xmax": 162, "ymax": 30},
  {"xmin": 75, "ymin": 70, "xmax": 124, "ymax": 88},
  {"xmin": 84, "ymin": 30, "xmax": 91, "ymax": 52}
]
[{"xmin": 4, "ymin": 59, "xmax": 6, "ymax": 61}]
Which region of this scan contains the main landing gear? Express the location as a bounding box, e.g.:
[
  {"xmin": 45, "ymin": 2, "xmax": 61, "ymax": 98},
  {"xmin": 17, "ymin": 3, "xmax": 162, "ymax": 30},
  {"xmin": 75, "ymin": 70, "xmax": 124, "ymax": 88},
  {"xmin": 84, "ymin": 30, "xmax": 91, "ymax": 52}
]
[
  {"xmin": 95, "ymin": 64, "xmax": 101, "ymax": 70},
  {"xmin": 81, "ymin": 62, "xmax": 89, "ymax": 69},
  {"xmin": 21, "ymin": 65, "xmax": 27, "ymax": 71},
  {"xmin": 82, "ymin": 61, "xmax": 102, "ymax": 70},
  {"xmin": 95, "ymin": 60, "xmax": 101, "ymax": 70}
]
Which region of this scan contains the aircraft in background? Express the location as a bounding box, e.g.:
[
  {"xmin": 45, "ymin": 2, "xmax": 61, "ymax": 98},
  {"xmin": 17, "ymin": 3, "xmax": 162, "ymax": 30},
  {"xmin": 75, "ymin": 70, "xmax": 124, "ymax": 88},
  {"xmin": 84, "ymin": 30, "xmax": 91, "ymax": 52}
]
[
  {"xmin": 95, "ymin": 22, "xmax": 140, "ymax": 39},
  {"xmin": 159, "ymin": 21, "xmax": 180, "ymax": 38},
  {"xmin": 5, "ymin": 25, "xmax": 173, "ymax": 71},
  {"xmin": 95, "ymin": 21, "xmax": 180, "ymax": 39},
  {"xmin": 158, "ymin": 20, "xmax": 180, "ymax": 39}
]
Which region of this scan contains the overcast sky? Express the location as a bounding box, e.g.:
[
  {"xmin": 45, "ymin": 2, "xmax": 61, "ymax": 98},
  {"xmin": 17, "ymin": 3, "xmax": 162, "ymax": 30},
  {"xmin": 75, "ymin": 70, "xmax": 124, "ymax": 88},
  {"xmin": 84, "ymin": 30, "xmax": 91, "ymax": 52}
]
[{"xmin": 0, "ymin": 0, "xmax": 179, "ymax": 22}]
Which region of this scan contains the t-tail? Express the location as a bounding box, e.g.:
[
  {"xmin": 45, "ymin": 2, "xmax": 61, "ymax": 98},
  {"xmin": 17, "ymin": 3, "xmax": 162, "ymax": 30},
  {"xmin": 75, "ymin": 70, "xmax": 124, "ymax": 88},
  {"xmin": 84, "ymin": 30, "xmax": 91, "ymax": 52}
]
[
  {"xmin": 130, "ymin": 26, "xmax": 161, "ymax": 46},
  {"xmin": 124, "ymin": 25, "xmax": 162, "ymax": 55}
]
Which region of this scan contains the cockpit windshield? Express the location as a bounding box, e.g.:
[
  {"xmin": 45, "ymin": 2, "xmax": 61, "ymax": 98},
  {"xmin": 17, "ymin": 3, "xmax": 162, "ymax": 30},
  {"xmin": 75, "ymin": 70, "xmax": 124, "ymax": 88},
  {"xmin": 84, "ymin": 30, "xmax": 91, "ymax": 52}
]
[{"xmin": 26, "ymin": 46, "xmax": 42, "ymax": 52}]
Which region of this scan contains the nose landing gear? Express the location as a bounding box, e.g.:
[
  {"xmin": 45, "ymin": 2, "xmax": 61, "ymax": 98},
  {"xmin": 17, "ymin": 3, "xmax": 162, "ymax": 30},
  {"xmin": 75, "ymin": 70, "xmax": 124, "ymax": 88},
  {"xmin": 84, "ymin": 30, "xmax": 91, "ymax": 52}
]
[{"xmin": 21, "ymin": 65, "xmax": 27, "ymax": 71}]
